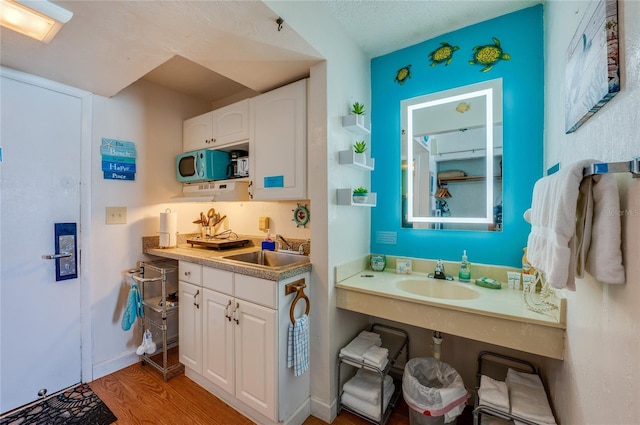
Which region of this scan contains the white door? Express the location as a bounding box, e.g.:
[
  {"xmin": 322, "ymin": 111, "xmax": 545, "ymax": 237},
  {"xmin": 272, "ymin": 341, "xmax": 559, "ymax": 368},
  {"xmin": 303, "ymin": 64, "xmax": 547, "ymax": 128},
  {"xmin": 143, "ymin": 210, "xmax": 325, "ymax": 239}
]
[
  {"xmin": 178, "ymin": 281, "xmax": 202, "ymax": 373},
  {"xmin": 0, "ymin": 73, "xmax": 84, "ymax": 412},
  {"xmin": 202, "ymin": 289, "xmax": 234, "ymax": 394}
]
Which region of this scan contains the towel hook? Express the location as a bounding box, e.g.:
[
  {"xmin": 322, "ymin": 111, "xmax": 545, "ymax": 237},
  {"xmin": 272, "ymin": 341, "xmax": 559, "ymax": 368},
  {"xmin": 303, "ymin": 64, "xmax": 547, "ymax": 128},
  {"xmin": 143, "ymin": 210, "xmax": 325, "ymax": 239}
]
[{"xmin": 286, "ymin": 278, "xmax": 310, "ymax": 324}]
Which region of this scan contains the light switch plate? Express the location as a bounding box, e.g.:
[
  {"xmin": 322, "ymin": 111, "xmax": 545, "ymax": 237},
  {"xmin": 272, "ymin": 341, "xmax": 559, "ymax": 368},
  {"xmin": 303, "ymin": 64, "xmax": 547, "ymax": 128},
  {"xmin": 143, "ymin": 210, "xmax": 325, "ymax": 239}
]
[{"xmin": 106, "ymin": 207, "xmax": 127, "ymax": 224}]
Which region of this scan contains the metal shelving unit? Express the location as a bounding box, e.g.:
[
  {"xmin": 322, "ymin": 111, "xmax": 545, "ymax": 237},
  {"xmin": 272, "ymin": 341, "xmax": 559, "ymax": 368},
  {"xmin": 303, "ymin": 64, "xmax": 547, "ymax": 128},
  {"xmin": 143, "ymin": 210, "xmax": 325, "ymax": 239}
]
[
  {"xmin": 337, "ymin": 324, "xmax": 409, "ymax": 425},
  {"xmin": 129, "ymin": 259, "xmax": 181, "ymax": 381}
]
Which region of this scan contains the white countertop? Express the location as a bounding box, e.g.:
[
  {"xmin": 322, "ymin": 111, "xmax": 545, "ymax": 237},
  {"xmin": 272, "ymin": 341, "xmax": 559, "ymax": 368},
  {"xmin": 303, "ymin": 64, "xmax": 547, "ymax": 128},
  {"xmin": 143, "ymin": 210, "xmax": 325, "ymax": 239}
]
[{"xmin": 335, "ymin": 265, "xmax": 566, "ymax": 359}]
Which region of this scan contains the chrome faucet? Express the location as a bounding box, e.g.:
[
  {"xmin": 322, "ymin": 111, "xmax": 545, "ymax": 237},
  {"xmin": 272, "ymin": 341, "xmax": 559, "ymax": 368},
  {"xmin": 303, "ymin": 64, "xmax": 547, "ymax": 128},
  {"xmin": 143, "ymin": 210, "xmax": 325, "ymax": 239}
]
[
  {"xmin": 275, "ymin": 234, "xmax": 293, "ymax": 251},
  {"xmin": 429, "ymin": 259, "xmax": 453, "ymax": 280}
]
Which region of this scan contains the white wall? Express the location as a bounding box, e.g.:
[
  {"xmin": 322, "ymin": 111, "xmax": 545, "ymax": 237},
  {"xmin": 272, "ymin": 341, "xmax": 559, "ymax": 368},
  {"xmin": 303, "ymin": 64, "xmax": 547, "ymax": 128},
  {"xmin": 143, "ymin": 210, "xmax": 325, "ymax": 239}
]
[
  {"xmin": 263, "ymin": 2, "xmax": 372, "ymax": 421},
  {"xmin": 542, "ymin": 1, "xmax": 640, "ymax": 424},
  {"xmin": 90, "ymin": 80, "xmax": 211, "ymax": 377}
]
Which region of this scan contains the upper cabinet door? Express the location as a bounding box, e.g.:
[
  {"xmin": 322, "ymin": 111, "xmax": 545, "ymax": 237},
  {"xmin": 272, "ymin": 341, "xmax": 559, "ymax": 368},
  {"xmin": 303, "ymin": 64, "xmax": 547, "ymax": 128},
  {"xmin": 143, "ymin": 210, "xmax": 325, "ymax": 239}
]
[
  {"xmin": 250, "ymin": 79, "xmax": 307, "ymax": 200},
  {"xmin": 183, "ymin": 99, "xmax": 250, "ymax": 152}
]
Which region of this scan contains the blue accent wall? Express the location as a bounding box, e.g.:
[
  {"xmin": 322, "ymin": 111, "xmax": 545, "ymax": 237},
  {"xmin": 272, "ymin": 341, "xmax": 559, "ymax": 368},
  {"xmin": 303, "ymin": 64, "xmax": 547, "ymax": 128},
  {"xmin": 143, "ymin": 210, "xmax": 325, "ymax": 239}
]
[{"xmin": 370, "ymin": 5, "xmax": 543, "ymax": 267}]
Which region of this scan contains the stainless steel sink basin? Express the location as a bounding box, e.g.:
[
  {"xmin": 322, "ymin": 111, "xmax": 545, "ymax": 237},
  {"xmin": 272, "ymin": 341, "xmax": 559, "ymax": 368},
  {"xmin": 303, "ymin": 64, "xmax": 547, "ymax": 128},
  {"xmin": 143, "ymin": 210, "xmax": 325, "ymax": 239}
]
[
  {"xmin": 396, "ymin": 278, "xmax": 480, "ymax": 300},
  {"xmin": 222, "ymin": 250, "xmax": 310, "ymax": 269}
]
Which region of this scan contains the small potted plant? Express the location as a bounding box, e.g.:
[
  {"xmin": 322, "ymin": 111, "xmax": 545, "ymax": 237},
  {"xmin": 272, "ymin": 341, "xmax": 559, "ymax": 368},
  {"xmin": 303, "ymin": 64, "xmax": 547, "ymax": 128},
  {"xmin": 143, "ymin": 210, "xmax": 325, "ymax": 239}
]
[
  {"xmin": 352, "ymin": 186, "xmax": 369, "ymax": 204},
  {"xmin": 353, "ymin": 140, "xmax": 367, "ymax": 164},
  {"xmin": 351, "ymin": 101, "xmax": 366, "ymax": 127}
]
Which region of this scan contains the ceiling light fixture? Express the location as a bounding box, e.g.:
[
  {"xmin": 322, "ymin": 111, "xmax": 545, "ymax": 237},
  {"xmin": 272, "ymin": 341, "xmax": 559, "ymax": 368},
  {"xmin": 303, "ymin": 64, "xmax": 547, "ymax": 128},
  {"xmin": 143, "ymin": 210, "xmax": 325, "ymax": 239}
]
[{"xmin": 0, "ymin": 0, "xmax": 73, "ymax": 43}]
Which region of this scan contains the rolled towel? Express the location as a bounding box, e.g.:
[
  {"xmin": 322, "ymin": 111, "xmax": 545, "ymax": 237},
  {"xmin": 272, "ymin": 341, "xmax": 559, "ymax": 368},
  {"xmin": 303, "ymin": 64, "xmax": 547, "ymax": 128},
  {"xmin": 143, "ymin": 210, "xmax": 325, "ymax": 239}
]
[
  {"xmin": 358, "ymin": 330, "xmax": 382, "ymax": 346},
  {"xmin": 339, "ymin": 332, "xmax": 381, "ymax": 361},
  {"xmin": 342, "ymin": 382, "xmax": 395, "ymax": 422},
  {"xmin": 363, "ymin": 345, "xmax": 389, "ymax": 370},
  {"xmin": 343, "ymin": 370, "xmax": 394, "ymax": 404},
  {"xmin": 478, "ymin": 375, "xmax": 509, "ymax": 411},
  {"xmin": 506, "ymin": 369, "xmax": 556, "ymax": 425}
]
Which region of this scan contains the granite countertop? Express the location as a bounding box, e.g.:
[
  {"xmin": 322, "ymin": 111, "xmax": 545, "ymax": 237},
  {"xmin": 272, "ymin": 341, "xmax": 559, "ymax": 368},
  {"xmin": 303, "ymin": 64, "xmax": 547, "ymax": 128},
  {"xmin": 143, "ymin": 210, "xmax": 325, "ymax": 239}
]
[{"xmin": 144, "ymin": 236, "xmax": 311, "ymax": 281}]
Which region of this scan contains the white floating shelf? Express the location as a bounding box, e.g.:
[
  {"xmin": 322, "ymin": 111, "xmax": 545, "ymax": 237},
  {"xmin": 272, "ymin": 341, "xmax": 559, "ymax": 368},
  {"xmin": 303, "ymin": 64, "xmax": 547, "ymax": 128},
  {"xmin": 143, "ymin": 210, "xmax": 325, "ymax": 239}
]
[
  {"xmin": 342, "ymin": 115, "xmax": 371, "ymax": 135},
  {"xmin": 338, "ymin": 150, "xmax": 375, "ymax": 170},
  {"xmin": 337, "ymin": 189, "xmax": 377, "ymax": 207}
]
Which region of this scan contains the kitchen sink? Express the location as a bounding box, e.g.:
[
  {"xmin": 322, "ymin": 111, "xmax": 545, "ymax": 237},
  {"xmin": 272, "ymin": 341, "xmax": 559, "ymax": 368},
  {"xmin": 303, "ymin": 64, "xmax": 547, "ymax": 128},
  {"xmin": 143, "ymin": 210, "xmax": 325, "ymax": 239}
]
[{"xmin": 222, "ymin": 250, "xmax": 310, "ymax": 269}]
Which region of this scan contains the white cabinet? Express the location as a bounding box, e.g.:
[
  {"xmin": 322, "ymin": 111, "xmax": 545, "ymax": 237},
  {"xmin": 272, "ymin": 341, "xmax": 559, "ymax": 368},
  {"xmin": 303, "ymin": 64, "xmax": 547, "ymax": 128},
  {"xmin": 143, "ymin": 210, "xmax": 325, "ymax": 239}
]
[
  {"xmin": 250, "ymin": 79, "xmax": 307, "ymax": 200},
  {"xmin": 179, "ymin": 280, "xmax": 202, "ymax": 373},
  {"xmin": 178, "ymin": 260, "xmax": 309, "ymax": 424},
  {"xmin": 183, "ymin": 99, "xmax": 250, "ymax": 151}
]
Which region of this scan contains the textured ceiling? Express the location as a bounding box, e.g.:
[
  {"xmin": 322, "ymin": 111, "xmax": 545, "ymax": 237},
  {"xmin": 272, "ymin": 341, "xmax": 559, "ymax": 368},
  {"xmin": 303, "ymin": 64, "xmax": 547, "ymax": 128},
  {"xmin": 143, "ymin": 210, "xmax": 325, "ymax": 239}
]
[{"xmin": 0, "ymin": 0, "xmax": 540, "ymax": 104}]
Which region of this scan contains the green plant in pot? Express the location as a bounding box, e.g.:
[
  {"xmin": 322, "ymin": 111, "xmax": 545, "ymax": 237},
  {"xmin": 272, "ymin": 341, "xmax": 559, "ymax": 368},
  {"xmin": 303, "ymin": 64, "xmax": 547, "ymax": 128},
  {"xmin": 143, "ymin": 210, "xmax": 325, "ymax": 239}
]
[
  {"xmin": 353, "ymin": 140, "xmax": 367, "ymax": 164},
  {"xmin": 351, "ymin": 102, "xmax": 366, "ymax": 115},
  {"xmin": 352, "ymin": 186, "xmax": 369, "ymax": 204}
]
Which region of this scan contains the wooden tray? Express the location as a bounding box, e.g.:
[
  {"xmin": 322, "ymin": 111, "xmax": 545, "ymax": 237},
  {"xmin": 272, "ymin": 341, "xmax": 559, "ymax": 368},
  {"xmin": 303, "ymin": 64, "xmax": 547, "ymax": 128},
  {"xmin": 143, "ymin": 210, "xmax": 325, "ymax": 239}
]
[{"xmin": 186, "ymin": 238, "xmax": 251, "ymax": 250}]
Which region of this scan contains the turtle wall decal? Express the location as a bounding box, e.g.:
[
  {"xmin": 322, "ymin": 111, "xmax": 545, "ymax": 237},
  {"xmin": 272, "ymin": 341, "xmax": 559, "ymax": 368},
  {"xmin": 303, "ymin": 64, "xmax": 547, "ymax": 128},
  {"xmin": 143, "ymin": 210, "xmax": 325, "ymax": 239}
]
[
  {"xmin": 394, "ymin": 64, "xmax": 412, "ymax": 85},
  {"xmin": 469, "ymin": 37, "xmax": 511, "ymax": 72},
  {"xmin": 428, "ymin": 42, "xmax": 459, "ymax": 66}
]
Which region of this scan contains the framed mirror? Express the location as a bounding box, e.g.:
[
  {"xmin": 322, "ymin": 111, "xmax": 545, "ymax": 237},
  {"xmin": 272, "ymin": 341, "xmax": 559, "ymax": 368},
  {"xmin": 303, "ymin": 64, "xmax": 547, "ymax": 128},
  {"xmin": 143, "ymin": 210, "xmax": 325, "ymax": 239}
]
[{"xmin": 401, "ymin": 78, "xmax": 503, "ymax": 231}]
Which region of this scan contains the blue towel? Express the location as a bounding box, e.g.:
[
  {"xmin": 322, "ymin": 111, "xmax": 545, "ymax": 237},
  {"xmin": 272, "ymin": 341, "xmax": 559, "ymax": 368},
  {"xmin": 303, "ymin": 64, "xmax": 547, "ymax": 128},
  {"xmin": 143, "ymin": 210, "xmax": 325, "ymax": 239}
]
[
  {"xmin": 121, "ymin": 284, "xmax": 143, "ymax": 331},
  {"xmin": 287, "ymin": 314, "xmax": 309, "ymax": 377}
]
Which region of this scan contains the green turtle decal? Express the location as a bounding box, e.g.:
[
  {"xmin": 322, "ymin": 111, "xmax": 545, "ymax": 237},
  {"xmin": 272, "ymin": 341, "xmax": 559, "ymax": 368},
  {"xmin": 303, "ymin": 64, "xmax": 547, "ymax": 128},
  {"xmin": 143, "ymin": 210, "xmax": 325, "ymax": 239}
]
[
  {"xmin": 469, "ymin": 37, "xmax": 511, "ymax": 72},
  {"xmin": 394, "ymin": 65, "xmax": 411, "ymax": 85},
  {"xmin": 428, "ymin": 42, "xmax": 459, "ymax": 66}
]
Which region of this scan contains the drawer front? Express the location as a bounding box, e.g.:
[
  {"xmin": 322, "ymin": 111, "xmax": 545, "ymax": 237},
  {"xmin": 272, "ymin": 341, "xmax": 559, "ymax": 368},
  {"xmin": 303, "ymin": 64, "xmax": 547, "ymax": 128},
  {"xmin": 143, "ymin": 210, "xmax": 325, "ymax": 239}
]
[
  {"xmin": 203, "ymin": 266, "xmax": 233, "ymax": 295},
  {"xmin": 178, "ymin": 261, "xmax": 202, "ymax": 286},
  {"xmin": 235, "ymin": 274, "xmax": 277, "ymax": 309}
]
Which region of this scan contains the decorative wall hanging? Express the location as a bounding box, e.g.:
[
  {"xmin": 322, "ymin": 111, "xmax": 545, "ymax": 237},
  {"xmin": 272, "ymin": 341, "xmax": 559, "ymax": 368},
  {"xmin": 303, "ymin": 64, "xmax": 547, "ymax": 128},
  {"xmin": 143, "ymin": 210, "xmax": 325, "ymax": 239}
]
[
  {"xmin": 564, "ymin": 0, "xmax": 619, "ymax": 134},
  {"xmin": 292, "ymin": 203, "xmax": 310, "ymax": 228},
  {"xmin": 428, "ymin": 42, "xmax": 459, "ymax": 66},
  {"xmin": 100, "ymin": 138, "xmax": 137, "ymax": 181},
  {"xmin": 394, "ymin": 65, "xmax": 412, "ymax": 85},
  {"xmin": 469, "ymin": 37, "xmax": 510, "ymax": 72}
]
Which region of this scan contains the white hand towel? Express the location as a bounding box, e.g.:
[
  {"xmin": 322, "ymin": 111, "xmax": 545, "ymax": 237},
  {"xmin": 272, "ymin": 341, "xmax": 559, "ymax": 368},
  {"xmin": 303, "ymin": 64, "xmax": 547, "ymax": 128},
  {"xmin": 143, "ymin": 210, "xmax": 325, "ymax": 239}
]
[
  {"xmin": 339, "ymin": 333, "xmax": 380, "ymax": 361},
  {"xmin": 343, "ymin": 372, "xmax": 393, "ymax": 404},
  {"xmin": 506, "ymin": 369, "xmax": 556, "ymax": 425},
  {"xmin": 527, "ymin": 159, "xmax": 596, "ymax": 290},
  {"xmin": 359, "ymin": 330, "xmax": 382, "ymax": 346},
  {"xmin": 478, "ymin": 375, "xmax": 509, "ymax": 411},
  {"xmin": 362, "ymin": 345, "xmax": 389, "ymax": 370},
  {"xmin": 341, "ymin": 382, "xmax": 395, "ymax": 422},
  {"xmin": 584, "ymin": 174, "xmax": 625, "ymax": 284}
]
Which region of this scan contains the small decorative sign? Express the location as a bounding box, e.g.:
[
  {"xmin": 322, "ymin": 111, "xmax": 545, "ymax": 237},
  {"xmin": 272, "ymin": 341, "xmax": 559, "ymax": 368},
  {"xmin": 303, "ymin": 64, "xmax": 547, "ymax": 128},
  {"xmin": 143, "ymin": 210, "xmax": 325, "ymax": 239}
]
[
  {"xmin": 264, "ymin": 175, "xmax": 284, "ymax": 188},
  {"xmin": 101, "ymin": 138, "xmax": 137, "ymax": 181}
]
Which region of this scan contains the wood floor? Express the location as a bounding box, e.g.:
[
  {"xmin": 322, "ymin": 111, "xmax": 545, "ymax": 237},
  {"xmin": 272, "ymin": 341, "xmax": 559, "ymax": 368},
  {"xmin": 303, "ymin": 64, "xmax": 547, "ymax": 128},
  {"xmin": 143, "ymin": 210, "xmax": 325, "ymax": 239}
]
[{"xmin": 91, "ymin": 361, "xmax": 472, "ymax": 425}]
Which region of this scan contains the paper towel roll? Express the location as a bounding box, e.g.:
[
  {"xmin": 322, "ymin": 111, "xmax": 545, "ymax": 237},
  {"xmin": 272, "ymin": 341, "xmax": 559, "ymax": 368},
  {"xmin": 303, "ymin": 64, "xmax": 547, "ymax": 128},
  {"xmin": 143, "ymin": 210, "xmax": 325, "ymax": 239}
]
[{"xmin": 159, "ymin": 209, "xmax": 177, "ymax": 247}]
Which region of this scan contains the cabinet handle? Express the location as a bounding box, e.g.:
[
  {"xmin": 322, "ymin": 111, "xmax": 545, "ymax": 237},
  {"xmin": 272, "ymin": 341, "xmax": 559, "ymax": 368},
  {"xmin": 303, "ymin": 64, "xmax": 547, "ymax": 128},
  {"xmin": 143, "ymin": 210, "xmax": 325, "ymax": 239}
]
[
  {"xmin": 184, "ymin": 270, "xmax": 191, "ymax": 277},
  {"xmin": 225, "ymin": 300, "xmax": 232, "ymax": 321},
  {"xmin": 193, "ymin": 290, "xmax": 200, "ymax": 309},
  {"xmin": 233, "ymin": 302, "xmax": 240, "ymax": 325}
]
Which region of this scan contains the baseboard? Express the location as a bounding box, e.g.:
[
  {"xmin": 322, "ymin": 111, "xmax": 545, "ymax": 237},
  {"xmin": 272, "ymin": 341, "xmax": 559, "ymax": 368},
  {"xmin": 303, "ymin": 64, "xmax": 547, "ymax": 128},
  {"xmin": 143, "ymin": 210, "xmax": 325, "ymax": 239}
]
[
  {"xmin": 310, "ymin": 396, "xmax": 336, "ymax": 423},
  {"xmin": 91, "ymin": 350, "xmax": 139, "ymax": 380}
]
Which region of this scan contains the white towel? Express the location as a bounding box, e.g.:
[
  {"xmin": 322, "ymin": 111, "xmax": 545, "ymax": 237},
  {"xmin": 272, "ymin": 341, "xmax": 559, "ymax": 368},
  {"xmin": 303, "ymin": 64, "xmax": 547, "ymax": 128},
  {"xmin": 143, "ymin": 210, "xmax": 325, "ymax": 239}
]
[
  {"xmin": 527, "ymin": 159, "xmax": 594, "ymax": 290},
  {"xmin": 506, "ymin": 369, "xmax": 556, "ymax": 425},
  {"xmin": 478, "ymin": 375, "xmax": 509, "ymax": 411},
  {"xmin": 363, "ymin": 345, "xmax": 389, "ymax": 370},
  {"xmin": 343, "ymin": 369, "xmax": 394, "ymax": 404},
  {"xmin": 339, "ymin": 332, "xmax": 381, "ymax": 361},
  {"xmin": 358, "ymin": 330, "xmax": 383, "ymax": 346},
  {"xmin": 341, "ymin": 382, "xmax": 395, "ymax": 422},
  {"xmin": 286, "ymin": 314, "xmax": 309, "ymax": 377}
]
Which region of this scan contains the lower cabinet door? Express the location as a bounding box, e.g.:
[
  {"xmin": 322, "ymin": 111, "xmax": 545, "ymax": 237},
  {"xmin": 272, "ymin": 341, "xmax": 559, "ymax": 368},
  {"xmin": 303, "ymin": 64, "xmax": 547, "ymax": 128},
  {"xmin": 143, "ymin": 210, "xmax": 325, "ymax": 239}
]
[
  {"xmin": 179, "ymin": 281, "xmax": 202, "ymax": 373},
  {"xmin": 202, "ymin": 288, "xmax": 234, "ymax": 394},
  {"xmin": 234, "ymin": 300, "xmax": 277, "ymax": 420}
]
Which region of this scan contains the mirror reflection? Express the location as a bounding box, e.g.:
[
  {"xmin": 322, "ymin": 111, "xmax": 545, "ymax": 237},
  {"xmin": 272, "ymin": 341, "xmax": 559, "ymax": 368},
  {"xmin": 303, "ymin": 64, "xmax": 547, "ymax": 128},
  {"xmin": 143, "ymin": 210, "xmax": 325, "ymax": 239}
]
[{"xmin": 402, "ymin": 79, "xmax": 503, "ymax": 231}]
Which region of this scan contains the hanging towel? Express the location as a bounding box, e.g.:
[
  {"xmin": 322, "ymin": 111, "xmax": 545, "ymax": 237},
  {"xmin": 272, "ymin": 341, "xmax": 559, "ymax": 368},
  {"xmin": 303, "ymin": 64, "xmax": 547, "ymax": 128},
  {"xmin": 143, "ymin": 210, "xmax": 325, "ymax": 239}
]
[
  {"xmin": 506, "ymin": 369, "xmax": 556, "ymax": 425},
  {"xmin": 343, "ymin": 368, "xmax": 394, "ymax": 404},
  {"xmin": 341, "ymin": 381, "xmax": 395, "ymax": 422},
  {"xmin": 287, "ymin": 314, "xmax": 309, "ymax": 377},
  {"xmin": 121, "ymin": 283, "xmax": 143, "ymax": 331},
  {"xmin": 362, "ymin": 345, "xmax": 389, "ymax": 370},
  {"xmin": 478, "ymin": 374, "xmax": 509, "ymax": 412},
  {"xmin": 527, "ymin": 159, "xmax": 625, "ymax": 290}
]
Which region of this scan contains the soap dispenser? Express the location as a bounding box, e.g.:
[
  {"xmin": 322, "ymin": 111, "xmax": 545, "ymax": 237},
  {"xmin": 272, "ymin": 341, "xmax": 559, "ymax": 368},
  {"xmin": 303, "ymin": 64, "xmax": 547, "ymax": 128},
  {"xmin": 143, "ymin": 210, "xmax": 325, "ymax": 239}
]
[{"xmin": 458, "ymin": 250, "xmax": 471, "ymax": 282}]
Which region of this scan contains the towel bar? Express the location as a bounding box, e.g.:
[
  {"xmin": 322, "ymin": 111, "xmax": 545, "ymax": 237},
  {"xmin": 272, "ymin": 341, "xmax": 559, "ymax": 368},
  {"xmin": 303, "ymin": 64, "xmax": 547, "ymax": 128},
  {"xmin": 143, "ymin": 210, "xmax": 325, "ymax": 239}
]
[
  {"xmin": 583, "ymin": 156, "xmax": 639, "ymax": 178},
  {"xmin": 286, "ymin": 278, "xmax": 310, "ymax": 324}
]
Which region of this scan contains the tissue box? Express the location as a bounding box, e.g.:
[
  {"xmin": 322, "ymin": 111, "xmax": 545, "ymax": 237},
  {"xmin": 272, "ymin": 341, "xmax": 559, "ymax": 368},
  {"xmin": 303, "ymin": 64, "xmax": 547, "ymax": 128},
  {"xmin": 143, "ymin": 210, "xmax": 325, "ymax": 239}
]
[
  {"xmin": 261, "ymin": 240, "xmax": 276, "ymax": 251},
  {"xmin": 396, "ymin": 258, "xmax": 412, "ymax": 274}
]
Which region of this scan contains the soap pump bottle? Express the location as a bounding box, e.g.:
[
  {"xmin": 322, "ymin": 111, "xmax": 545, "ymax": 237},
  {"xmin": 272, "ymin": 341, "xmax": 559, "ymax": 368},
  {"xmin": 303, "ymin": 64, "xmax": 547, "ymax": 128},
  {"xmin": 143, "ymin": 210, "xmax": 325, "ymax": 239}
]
[{"xmin": 458, "ymin": 250, "xmax": 471, "ymax": 282}]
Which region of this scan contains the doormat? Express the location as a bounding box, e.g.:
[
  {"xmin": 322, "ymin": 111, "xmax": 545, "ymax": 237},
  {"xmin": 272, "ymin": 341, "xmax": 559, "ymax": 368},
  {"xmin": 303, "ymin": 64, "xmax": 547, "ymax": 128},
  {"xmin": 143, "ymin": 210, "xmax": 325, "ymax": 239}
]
[{"xmin": 0, "ymin": 383, "xmax": 117, "ymax": 425}]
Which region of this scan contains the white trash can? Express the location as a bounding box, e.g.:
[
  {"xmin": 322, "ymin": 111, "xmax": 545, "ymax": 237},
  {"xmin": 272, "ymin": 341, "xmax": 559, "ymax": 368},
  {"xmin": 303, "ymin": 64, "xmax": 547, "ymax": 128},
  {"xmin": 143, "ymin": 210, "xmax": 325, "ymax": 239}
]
[{"xmin": 403, "ymin": 357, "xmax": 470, "ymax": 425}]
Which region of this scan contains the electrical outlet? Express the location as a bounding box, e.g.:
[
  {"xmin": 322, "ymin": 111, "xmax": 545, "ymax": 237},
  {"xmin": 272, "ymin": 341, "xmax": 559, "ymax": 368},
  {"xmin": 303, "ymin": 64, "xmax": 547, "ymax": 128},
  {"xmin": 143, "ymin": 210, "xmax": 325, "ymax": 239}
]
[{"xmin": 106, "ymin": 207, "xmax": 127, "ymax": 224}]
